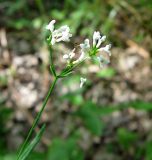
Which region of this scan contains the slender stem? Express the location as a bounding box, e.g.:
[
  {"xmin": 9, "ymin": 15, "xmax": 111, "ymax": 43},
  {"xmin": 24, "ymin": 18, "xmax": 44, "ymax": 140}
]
[
  {"xmin": 49, "ymin": 47, "xmax": 57, "ymax": 77},
  {"xmin": 17, "ymin": 77, "xmax": 58, "ymax": 159}
]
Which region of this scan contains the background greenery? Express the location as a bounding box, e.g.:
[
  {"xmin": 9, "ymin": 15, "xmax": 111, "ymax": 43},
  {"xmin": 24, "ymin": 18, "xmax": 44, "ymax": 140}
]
[{"xmin": 0, "ymin": 0, "xmax": 152, "ymax": 159}]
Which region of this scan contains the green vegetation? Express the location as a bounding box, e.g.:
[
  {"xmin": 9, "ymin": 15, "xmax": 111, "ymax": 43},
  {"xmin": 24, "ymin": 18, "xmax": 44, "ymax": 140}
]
[{"xmin": 0, "ymin": 0, "xmax": 152, "ymax": 159}]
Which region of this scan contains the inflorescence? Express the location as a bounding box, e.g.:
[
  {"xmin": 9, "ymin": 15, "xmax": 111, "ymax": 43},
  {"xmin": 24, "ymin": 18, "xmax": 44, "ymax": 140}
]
[{"xmin": 46, "ymin": 20, "xmax": 112, "ymax": 87}]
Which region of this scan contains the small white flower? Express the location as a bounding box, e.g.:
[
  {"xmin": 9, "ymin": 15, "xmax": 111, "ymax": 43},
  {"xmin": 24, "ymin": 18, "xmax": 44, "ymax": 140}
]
[
  {"xmin": 73, "ymin": 50, "xmax": 90, "ymax": 64},
  {"xmin": 99, "ymin": 44, "xmax": 112, "ymax": 56},
  {"xmin": 63, "ymin": 48, "xmax": 75, "ymax": 60},
  {"xmin": 79, "ymin": 39, "xmax": 90, "ymax": 60},
  {"xmin": 80, "ymin": 39, "xmax": 90, "ymax": 51},
  {"xmin": 97, "ymin": 55, "xmax": 110, "ymax": 68},
  {"xmin": 93, "ymin": 31, "xmax": 106, "ymax": 48},
  {"xmin": 80, "ymin": 77, "xmax": 87, "ymax": 88},
  {"xmin": 96, "ymin": 35, "xmax": 106, "ymax": 48},
  {"xmin": 73, "ymin": 39, "xmax": 90, "ymax": 64},
  {"xmin": 93, "ymin": 31, "xmax": 101, "ymax": 46},
  {"xmin": 46, "ymin": 20, "xmax": 56, "ymax": 32},
  {"xmin": 77, "ymin": 50, "xmax": 86, "ymax": 62}
]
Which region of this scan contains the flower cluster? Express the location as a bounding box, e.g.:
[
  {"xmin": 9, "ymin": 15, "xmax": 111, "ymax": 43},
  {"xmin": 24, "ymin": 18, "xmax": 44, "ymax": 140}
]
[
  {"xmin": 46, "ymin": 20, "xmax": 112, "ymax": 87},
  {"xmin": 46, "ymin": 20, "xmax": 72, "ymax": 45},
  {"xmin": 77, "ymin": 31, "xmax": 111, "ymax": 68}
]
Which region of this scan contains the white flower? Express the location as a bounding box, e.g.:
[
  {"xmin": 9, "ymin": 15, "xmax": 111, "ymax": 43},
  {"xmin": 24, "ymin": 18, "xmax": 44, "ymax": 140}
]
[
  {"xmin": 96, "ymin": 35, "xmax": 106, "ymax": 48},
  {"xmin": 46, "ymin": 20, "xmax": 56, "ymax": 32},
  {"xmin": 51, "ymin": 25, "xmax": 72, "ymax": 45},
  {"xmin": 73, "ymin": 51, "xmax": 84, "ymax": 64},
  {"xmin": 97, "ymin": 55, "xmax": 110, "ymax": 68},
  {"xmin": 80, "ymin": 77, "xmax": 87, "ymax": 88},
  {"xmin": 77, "ymin": 50, "xmax": 85, "ymax": 62},
  {"xmin": 73, "ymin": 32, "xmax": 111, "ymax": 68},
  {"xmin": 73, "ymin": 50, "xmax": 90, "ymax": 65},
  {"xmin": 93, "ymin": 31, "xmax": 106, "ymax": 48},
  {"xmin": 46, "ymin": 20, "xmax": 72, "ymax": 45},
  {"xmin": 54, "ymin": 25, "xmax": 72, "ymax": 42},
  {"xmin": 63, "ymin": 48, "xmax": 75, "ymax": 61},
  {"xmin": 99, "ymin": 44, "xmax": 112, "ymax": 56},
  {"xmin": 73, "ymin": 39, "xmax": 90, "ymax": 64},
  {"xmin": 92, "ymin": 31, "xmax": 111, "ymax": 59},
  {"xmin": 80, "ymin": 39, "xmax": 90, "ymax": 51}
]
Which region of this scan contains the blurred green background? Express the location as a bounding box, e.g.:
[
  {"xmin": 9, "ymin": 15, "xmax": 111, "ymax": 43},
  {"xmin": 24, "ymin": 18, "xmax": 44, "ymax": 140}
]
[{"xmin": 0, "ymin": 0, "xmax": 152, "ymax": 159}]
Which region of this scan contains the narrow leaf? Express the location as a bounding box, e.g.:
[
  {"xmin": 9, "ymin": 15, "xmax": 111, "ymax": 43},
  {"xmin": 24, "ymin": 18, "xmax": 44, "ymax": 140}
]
[{"xmin": 18, "ymin": 124, "xmax": 46, "ymax": 160}]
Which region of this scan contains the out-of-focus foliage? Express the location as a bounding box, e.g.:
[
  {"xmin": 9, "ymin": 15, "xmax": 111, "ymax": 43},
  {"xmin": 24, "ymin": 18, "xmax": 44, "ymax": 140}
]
[
  {"xmin": 0, "ymin": 102, "xmax": 12, "ymax": 157},
  {"xmin": 47, "ymin": 136, "xmax": 84, "ymax": 160},
  {"xmin": 2, "ymin": 0, "xmax": 152, "ymax": 46},
  {"xmin": 0, "ymin": 0, "xmax": 152, "ymax": 159},
  {"xmin": 97, "ymin": 68, "xmax": 116, "ymax": 78}
]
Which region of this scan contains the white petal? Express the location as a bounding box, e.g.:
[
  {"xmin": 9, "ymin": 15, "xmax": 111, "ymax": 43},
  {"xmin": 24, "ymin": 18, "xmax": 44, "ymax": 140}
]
[
  {"xmin": 74, "ymin": 50, "xmax": 86, "ymax": 63},
  {"xmin": 99, "ymin": 44, "xmax": 111, "ymax": 56},
  {"xmin": 80, "ymin": 39, "xmax": 90, "ymax": 51},
  {"xmin": 46, "ymin": 20, "xmax": 56, "ymax": 32},
  {"xmin": 63, "ymin": 48, "xmax": 75, "ymax": 61},
  {"xmin": 93, "ymin": 31, "xmax": 101, "ymax": 46},
  {"xmin": 58, "ymin": 25, "xmax": 69, "ymax": 32},
  {"xmin": 93, "ymin": 31, "xmax": 101, "ymax": 40},
  {"xmin": 96, "ymin": 35, "xmax": 106, "ymax": 48},
  {"xmin": 84, "ymin": 39, "xmax": 90, "ymax": 48},
  {"xmin": 54, "ymin": 25, "xmax": 72, "ymax": 43}
]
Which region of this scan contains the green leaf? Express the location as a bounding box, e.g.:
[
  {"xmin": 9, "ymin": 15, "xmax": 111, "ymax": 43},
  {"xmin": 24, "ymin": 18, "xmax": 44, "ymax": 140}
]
[
  {"xmin": 130, "ymin": 101, "xmax": 152, "ymax": 111},
  {"xmin": 75, "ymin": 102, "xmax": 104, "ymax": 136},
  {"xmin": 28, "ymin": 152, "xmax": 46, "ymax": 160},
  {"xmin": 48, "ymin": 139, "xmax": 68, "ymax": 160},
  {"xmin": 62, "ymin": 75, "xmax": 80, "ymax": 86},
  {"xmin": 97, "ymin": 68, "xmax": 116, "ymax": 78},
  {"xmin": 47, "ymin": 137, "xmax": 84, "ymax": 160},
  {"xmin": 7, "ymin": 19, "xmax": 31, "ymax": 30},
  {"xmin": 0, "ymin": 154, "xmax": 16, "ymax": 160},
  {"xmin": 145, "ymin": 141, "xmax": 152, "ymax": 160},
  {"xmin": 61, "ymin": 93, "xmax": 84, "ymax": 106},
  {"xmin": 117, "ymin": 128, "xmax": 138, "ymax": 150},
  {"xmin": 82, "ymin": 101, "xmax": 117, "ymax": 116},
  {"xmin": 74, "ymin": 101, "xmax": 119, "ymax": 135},
  {"xmin": 108, "ymin": 101, "xmax": 152, "ymax": 112},
  {"xmin": 18, "ymin": 124, "xmax": 46, "ymax": 160},
  {"xmin": 51, "ymin": 10, "xmax": 65, "ymax": 20}
]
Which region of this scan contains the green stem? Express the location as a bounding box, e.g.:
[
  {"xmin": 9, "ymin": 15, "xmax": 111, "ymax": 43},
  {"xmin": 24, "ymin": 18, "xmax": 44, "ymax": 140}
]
[
  {"xmin": 17, "ymin": 77, "xmax": 58, "ymax": 159},
  {"xmin": 49, "ymin": 47, "xmax": 57, "ymax": 77},
  {"xmin": 59, "ymin": 58, "xmax": 87, "ymax": 77}
]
